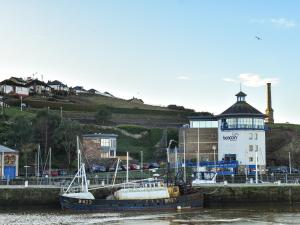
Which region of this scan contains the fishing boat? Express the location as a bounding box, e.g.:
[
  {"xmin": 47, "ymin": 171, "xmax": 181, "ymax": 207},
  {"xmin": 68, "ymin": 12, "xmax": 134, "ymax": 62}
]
[
  {"xmin": 60, "ymin": 163, "xmax": 203, "ymax": 211},
  {"xmin": 59, "ymin": 139, "xmax": 203, "ymax": 211}
]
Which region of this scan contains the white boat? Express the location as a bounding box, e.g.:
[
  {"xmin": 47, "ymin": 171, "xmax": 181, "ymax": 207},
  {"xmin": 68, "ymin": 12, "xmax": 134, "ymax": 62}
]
[{"xmin": 60, "ymin": 139, "xmax": 203, "ymax": 211}]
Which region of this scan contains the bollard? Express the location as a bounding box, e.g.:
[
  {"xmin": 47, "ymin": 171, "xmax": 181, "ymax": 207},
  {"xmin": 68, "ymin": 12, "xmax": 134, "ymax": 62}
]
[
  {"xmin": 24, "ymin": 180, "xmax": 28, "ymax": 187},
  {"xmin": 224, "ymin": 180, "xmax": 228, "ymax": 186},
  {"xmin": 250, "ymin": 178, "xmax": 253, "ymax": 184}
]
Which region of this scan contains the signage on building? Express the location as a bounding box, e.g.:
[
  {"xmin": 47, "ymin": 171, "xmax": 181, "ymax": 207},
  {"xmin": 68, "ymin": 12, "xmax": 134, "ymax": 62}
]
[{"xmin": 223, "ymin": 133, "xmax": 239, "ymax": 141}]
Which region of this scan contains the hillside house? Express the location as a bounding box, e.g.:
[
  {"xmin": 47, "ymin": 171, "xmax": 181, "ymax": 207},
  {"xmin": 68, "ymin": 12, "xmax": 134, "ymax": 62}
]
[
  {"xmin": 26, "ymin": 79, "xmax": 51, "ymax": 95},
  {"xmin": 82, "ymin": 134, "xmax": 118, "ymax": 164},
  {"xmin": 88, "ymin": 89, "xmax": 102, "ymax": 95},
  {"xmin": 0, "ymin": 79, "xmax": 29, "ymax": 96},
  {"xmin": 47, "ymin": 80, "xmax": 69, "ymax": 93},
  {"xmin": 73, "ymin": 86, "xmax": 88, "ymax": 95}
]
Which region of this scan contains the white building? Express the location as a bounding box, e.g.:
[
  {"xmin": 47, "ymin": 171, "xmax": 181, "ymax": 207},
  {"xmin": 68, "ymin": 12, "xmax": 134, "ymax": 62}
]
[
  {"xmin": 217, "ymin": 91, "xmax": 266, "ymax": 171},
  {"xmin": 0, "ymin": 79, "xmax": 29, "ymax": 96},
  {"xmin": 184, "ymin": 91, "xmax": 267, "ymax": 173},
  {"xmin": 47, "ymin": 80, "xmax": 69, "ymax": 92}
]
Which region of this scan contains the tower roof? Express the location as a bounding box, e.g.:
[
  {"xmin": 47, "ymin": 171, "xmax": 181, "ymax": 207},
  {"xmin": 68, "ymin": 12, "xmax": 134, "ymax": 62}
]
[
  {"xmin": 219, "ymin": 91, "xmax": 265, "ymax": 118},
  {"xmin": 235, "ymin": 91, "xmax": 247, "ymax": 97}
]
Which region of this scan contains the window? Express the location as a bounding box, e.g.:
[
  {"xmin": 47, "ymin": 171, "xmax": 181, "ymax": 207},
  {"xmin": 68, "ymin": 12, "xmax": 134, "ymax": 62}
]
[
  {"xmin": 255, "ymin": 133, "xmax": 258, "ymax": 140},
  {"xmin": 249, "ymin": 157, "xmax": 253, "ymax": 162},
  {"xmin": 249, "ymin": 145, "xmax": 253, "ymax": 152},
  {"xmin": 249, "ymin": 133, "xmax": 253, "ymax": 140},
  {"xmin": 255, "ymin": 145, "xmax": 259, "ymax": 151},
  {"xmin": 190, "ymin": 120, "xmax": 218, "ymax": 128},
  {"xmin": 111, "ymin": 139, "xmax": 116, "ymax": 148},
  {"xmin": 110, "ymin": 150, "xmax": 115, "ymax": 157},
  {"xmin": 101, "ymin": 139, "xmax": 110, "ymax": 147}
]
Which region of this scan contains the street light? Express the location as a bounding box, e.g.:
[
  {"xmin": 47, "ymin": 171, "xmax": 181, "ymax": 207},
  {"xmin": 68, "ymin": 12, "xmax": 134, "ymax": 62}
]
[
  {"xmin": 24, "ymin": 165, "xmax": 30, "ymax": 178},
  {"xmin": 212, "ymin": 145, "xmax": 217, "ymax": 172},
  {"xmin": 167, "ymin": 139, "xmax": 177, "ymax": 164},
  {"xmin": 166, "ymin": 140, "xmax": 177, "ymax": 184}
]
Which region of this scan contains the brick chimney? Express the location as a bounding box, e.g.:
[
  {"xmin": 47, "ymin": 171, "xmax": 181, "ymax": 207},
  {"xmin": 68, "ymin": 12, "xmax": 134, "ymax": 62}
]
[{"xmin": 265, "ymin": 83, "xmax": 274, "ymax": 124}]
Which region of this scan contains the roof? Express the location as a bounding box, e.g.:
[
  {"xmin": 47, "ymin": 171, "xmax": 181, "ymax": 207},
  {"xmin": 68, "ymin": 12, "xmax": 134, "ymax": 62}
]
[
  {"xmin": 26, "ymin": 79, "xmax": 50, "ymax": 87},
  {"xmin": 0, "ymin": 145, "xmax": 18, "ymax": 153},
  {"xmin": 219, "ymin": 101, "xmax": 265, "ymax": 117},
  {"xmin": 188, "ymin": 116, "xmax": 217, "ymax": 121},
  {"xmin": 10, "ymin": 77, "xmax": 26, "ymax": 85},
  {"xmin": 47, "ymin": 80, "xmax": 67, "ymax": 87},
  {"xmin": 83, "ymin": 133, "xmax": 118, "ymax": 138},
  {"xmin": 0, "ymin": 79, "xmax": 27, "ymax": 87},
  {"xmin": 235, "ymin": 91, "xmax": 247, "ymax": 97},
  {"xmin": 88, "ymin": 88, "xmax": 98, "ymax": 92}
]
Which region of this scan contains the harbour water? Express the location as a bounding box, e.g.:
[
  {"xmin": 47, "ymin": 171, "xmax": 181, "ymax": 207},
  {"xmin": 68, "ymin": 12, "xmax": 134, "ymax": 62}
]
[{"xmin": 1, "ymin": 207, "xmax": 300, "ymax": 225}]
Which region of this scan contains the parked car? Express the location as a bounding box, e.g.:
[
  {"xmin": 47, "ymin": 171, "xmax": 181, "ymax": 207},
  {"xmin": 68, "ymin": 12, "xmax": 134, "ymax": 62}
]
[
  {"xmin": 130, "ymin": 163, "xmax": 141, "ymax": 170},
  {"xmin": 142, "ymin": 163, "xmax": 150, "ymax": 170},
  {"xmin": 91, "ymin": 164, "xmax": 106, "ymax": 173},
  {"xmin": 121, "ymin": 164, "xmax": 131, "ymax": 171},
  {"xmin": 149, "ymin": 163, "xmax": 160, "ymax": 169},
  {"xmin": 108, "ymin": 165, "xmax": 123, "ymax": 172},
  {"xmin": 58, "ymin": 170, "xmax": 68, "ymax": 176},
  {"xmin": 50, "ymin": 170, "xmax": 59, "ymax": 177}
]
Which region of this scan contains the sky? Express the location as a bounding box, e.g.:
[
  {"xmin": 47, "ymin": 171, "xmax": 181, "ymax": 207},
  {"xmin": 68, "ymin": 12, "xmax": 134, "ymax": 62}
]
[{"xmin": 0, "ymin": 0, "xmax": 299, "ymax": 123}]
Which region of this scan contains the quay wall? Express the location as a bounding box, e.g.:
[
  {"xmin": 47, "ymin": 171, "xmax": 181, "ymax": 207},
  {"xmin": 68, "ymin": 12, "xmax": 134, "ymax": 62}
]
[
  {"xmin": 2, "ymin": 185, "xmax": 300, "ymax": 208},
  {"xmin": 0, "ymin": 186, "xmax": 114, "ymax": 209},
  {"xmin": 199, "ymin": 185, "xmax": 300, "ymax": 207}
]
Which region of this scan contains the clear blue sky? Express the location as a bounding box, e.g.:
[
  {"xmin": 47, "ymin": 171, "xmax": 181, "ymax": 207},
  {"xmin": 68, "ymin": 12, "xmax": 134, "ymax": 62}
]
[{"xmin": 0, "ymin": 0, "xmax": 299, "ymax": 123}]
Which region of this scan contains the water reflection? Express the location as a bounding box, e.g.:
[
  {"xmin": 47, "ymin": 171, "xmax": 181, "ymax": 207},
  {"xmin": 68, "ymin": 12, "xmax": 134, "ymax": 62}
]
[{"xmin": 1, "ymin": 208, "xmax": 300, "ymax": 225}]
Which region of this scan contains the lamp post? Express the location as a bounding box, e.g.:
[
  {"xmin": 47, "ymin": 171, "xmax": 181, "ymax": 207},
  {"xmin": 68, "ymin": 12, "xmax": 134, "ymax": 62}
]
[
  {"xmin": 212, "ymin": 145, "xmax": 217, "ymax": 172},
  {"xmin": 24, "ymin": 165, "xmax": 30, "ymax": 178},
  {"xmin": 289, "ymin": 152, "xmax": 292, "ymax": 174},
  {"xmin": 183, "ymin": 129, "xmax": 186, "ymax": 183},
  {"xmin": 20, "ymin": 96, "xmax": 23, "ymax": 111},
  {"xmin": 167, "ymin": 139, "xmax": 177, "ymax": 184},
  {"xmin": 255, "ymin": 150, "xmax": 258, "ymax": 184}
]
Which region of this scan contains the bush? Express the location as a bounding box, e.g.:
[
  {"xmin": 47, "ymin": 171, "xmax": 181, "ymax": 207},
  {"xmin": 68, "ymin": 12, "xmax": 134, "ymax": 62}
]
[
  {"xmin": 117, "ymin": 124, "xmax": 149, "ymax": 134},
  {"xmin": 95, "ymin": 105, "xmax": 112, "ymax": 125}
]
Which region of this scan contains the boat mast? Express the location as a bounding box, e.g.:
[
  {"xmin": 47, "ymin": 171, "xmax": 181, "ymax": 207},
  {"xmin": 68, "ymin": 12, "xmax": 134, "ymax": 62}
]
[
  {"xmin": 49, "ymin": 147, "xmax": 52, "ymax": 183},
  {"xmin": 183, "ymin": 129, "xmax": 186, "ymax": 183},
  {"xmin": 197, "ymin": 127, "xmax": 200, "ymax": 173},
  {"xmin": 77, "ymin": 136, "xmax": 81, "ymax": 184},
  {"xmin": 112, "ymin": 159, "xmax": 120, "ymax": 186},
  {"xmin": 126, "ymin": 152, "xmax": 129, "ymax": 183}
]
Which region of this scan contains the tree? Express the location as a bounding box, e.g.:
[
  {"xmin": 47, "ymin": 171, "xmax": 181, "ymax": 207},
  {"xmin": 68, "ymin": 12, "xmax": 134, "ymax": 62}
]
[
  {"xmin": 32, "ymin": 109, "xmax": 60, "ymax": 161},
  {"xmin": 6, "ymin": 115, "xmax": 33, "ymax": 149},
  {"xmin": 54, "ymin": 119, "xmax": 82, "ymax": 168},
  {"xmin": 95, "ymin": 105, "xmax": 112, "ymax": 125}
]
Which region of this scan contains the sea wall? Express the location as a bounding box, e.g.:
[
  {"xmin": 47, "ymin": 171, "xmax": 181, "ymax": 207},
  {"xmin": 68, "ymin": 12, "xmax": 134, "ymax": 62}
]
[
  {"xmin": 0, "ymin": 186, "xmax": 115, "ymax": 209},
  {"xmin": 199, "ymin": 184, "xmax": 300, "ymax": 207},
  {"xmin": 2, "ymin": 185, "xmax": 300, "ymax": 209}
]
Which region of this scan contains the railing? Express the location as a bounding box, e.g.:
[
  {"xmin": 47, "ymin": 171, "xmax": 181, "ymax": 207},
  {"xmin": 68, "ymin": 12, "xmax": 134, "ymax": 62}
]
[{"xmin": 221, "ymin": 123, "xmax": 267, "ymax": 130}]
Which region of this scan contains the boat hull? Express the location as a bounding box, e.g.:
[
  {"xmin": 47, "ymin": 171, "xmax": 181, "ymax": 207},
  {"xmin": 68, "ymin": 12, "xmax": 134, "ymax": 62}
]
[{"xmin": 59, "ymin": 192, "xmax": 203, "ymax": 211}]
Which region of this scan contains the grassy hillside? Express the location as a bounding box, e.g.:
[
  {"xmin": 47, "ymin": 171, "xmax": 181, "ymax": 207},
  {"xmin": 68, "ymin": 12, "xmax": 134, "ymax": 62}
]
[
  {"xmin": 267, "ymin": 123, "xmax": 300, "ymax": 167},
  {"xmin": 5, "ymin": 95, "xmax": 207, "ymax": 128},
  {"xmin": 82, "ymin": 124, "xmax": 176, "ymax": 162}
]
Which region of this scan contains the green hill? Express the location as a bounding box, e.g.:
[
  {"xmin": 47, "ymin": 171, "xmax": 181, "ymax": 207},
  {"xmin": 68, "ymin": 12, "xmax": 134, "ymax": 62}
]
[
  {"xmin": 4, "ymin": 95, "xmax": 210, "ymax": 128},
  {"xmin": 267, "ymin": 123, "xmax": 300, "ymax": 167}
]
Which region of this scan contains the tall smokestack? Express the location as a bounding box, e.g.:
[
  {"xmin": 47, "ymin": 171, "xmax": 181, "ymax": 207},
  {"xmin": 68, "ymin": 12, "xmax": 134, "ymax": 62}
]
[{"xmin": 265, "ymin": 83, "xmax": 274, "ymax": 124}]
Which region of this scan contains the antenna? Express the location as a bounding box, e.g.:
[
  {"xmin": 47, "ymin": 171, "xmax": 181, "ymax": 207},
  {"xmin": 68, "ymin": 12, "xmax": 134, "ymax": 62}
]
[{"xmin": 240, "ymin": 82, "xmax": 242, "ymax": 91}]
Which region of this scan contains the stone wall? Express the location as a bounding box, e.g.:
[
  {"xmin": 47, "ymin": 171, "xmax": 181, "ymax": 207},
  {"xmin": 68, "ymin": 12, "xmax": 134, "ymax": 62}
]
[{"xmin": 178, "ymin": 128, "xmax": 218, "ymax": 161}]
